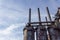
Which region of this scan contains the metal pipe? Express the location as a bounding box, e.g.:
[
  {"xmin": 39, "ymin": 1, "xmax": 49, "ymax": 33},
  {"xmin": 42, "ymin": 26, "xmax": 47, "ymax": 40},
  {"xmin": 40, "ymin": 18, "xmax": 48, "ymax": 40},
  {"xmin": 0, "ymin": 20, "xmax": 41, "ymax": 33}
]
[
  {"xmin": 46, "ymin": 7, "xmax": 52, "ymax": 21},
  {"xmin": 29, "ymin": 8, "xmax": 31, "ymax": 26},
  {"xmin": 29, "ymin": 8, "xmax": 31, "ymax": 23},
  {"xmin": 38, "ymin": 8, "xmax": 41, "ymax": 25},
  {"xmin": 38, "ymin": 8, "xmax": 41, "ymax": 22}
]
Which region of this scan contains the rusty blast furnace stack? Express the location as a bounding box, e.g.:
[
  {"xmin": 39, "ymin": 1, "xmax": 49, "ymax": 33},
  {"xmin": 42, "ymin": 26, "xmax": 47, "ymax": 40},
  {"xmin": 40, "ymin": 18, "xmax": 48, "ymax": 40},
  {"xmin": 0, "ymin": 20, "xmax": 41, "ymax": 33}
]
[{"xmin": 23, "ymin": 7, "xmax": 60, "ymax": 40}]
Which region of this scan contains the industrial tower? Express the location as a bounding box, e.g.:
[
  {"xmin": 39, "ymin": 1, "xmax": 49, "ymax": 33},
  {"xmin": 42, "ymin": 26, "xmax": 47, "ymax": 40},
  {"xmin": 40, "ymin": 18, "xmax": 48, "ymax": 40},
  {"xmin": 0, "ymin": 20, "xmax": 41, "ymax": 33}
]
[{"xmin": 23, "ymin": 7, "xmax": 60, "ymax": 40}]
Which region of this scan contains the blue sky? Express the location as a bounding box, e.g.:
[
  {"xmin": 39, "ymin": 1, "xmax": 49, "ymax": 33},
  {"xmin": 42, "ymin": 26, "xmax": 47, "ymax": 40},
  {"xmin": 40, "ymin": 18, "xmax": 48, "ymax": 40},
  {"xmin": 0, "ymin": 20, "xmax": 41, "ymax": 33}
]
[{"xmin": 0, "ymin": 0, "xmax": 60, "ymax": 40}]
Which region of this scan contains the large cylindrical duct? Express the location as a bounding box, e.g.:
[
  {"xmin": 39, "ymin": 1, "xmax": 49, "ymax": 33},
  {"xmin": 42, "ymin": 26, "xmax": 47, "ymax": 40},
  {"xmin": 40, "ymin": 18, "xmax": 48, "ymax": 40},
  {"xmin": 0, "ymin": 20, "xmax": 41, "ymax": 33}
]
[
  {"xmin": 36, "ymin": 26, "xmax": 47, "ymax": 40},
  {"xmin": 23, "ymin": 26, "xmax": 35, "ymax": 40},
  {"xmin": 48, "ymin": 27, "xmax": 59, "ymax": 40}
]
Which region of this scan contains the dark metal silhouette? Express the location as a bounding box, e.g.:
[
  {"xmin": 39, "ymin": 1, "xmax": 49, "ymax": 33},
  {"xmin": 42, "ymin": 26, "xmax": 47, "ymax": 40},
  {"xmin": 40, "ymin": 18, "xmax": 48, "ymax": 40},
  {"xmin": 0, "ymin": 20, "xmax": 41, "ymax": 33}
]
[{"xmin": 23, "ymin": 7, "xmax": 60, "ymax": 40}]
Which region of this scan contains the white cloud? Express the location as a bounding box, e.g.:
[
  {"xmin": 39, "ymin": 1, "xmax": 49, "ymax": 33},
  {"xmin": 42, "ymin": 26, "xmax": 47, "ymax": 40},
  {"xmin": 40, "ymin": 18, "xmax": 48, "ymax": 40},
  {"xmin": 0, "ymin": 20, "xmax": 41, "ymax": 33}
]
[
  {"xmin": 0, "ymin": 23, "xmax": 25, "ymax": 40},
  {"xmin": 0, "ymin": 23, "xmax": 25, "ymax": 35},
  {"xmin": 0, "ymin": 0, "xmax": 26, "ymax": 40}
]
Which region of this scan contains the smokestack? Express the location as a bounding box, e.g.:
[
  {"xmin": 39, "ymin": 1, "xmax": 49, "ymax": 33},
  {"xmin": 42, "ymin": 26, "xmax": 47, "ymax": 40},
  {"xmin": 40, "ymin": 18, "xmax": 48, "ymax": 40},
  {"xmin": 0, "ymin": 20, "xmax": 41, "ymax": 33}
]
[
  {"xmin": 46, "ymin": 7, "xmax": 52, "ymax": 21},
  {"xmin": 29, "ymin": 8, "xmax": 31, "ymax": 26},
  {"xmin": 29, "ymin": 8, "xmax": 31, "ymax": 23},
  {"xmin": 37, "ymin": 8, "xmax": 41, "ymax": 25}
]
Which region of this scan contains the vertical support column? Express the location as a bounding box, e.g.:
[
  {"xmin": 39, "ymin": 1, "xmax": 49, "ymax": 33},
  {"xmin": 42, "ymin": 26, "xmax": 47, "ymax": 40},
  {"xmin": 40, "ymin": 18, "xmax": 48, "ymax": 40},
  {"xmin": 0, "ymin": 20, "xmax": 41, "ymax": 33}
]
[
  {"xmin": 45, "ymin": 17, "xmax": 51, "ymax": 40},
  {"xmin": 36, "ymin": 26, "xmax": 40, "ymax": 40},
  {"xmin": 46, "ymin": 7, "xmax": 52, "ymax": 21}
]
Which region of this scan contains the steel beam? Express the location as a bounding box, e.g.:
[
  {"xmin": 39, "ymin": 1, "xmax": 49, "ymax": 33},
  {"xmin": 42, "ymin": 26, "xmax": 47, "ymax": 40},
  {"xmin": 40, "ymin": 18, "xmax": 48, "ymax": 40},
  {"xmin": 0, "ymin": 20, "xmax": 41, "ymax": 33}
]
[{"xmin": 28, "ymin": 21, "xmax": 54, "ymax": 24}]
